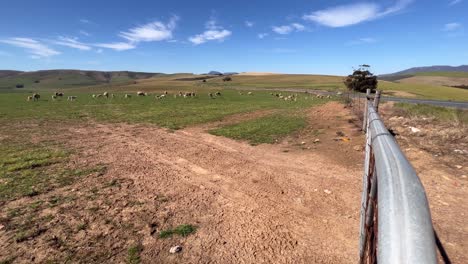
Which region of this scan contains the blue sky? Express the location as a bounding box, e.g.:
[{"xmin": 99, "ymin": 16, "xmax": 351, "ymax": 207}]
[{"xmin": 0, "ymin": 0, "xmax": 466, "ymax": 75}]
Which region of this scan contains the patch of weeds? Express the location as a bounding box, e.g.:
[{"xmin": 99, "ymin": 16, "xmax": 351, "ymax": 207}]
[
  {"xmin": 6, "ymin": 208, "xmax": 22, "ymax": 219},
  {"xmin": 42, "ymin": 214, "xmax": 55, "ymax": 223},
  {"xmin": 127, "ymin": 244, "xmax": 143, "ymax": 264},
  {"xmin": 210, "ymin": 114, "xmax": 307, "ymax": 145},
  {"xmin": 29, "ymin": 200, "xmax": 44, "ymax": 210},
  {"xmin": 76, "ymin": 222, "xmax": 87, "ymax": 231},
  {"xmin": 48, "ymin": 196, "xmax": 62, "ymax": 207},
  {"xmin": 0, "ymin": 142, "xmax": 105, "ymax": 202},
  {"xmin": 15, "ymin": 227, "xmax": 47, "ymax": 242},
  {"xmin": 0, "ymin": 256, "xmax": 16, "ymax": 264},
  {"xmin": 105, "ymin": 179, "xmax": 120, "ymax": 188},
  {"xmin": 88, "ymin": 206, "xmax": 99, "ymax": 213},
  {"xmin": 159, "ymin": 224, "xmax": 197, "ymax": 239}
]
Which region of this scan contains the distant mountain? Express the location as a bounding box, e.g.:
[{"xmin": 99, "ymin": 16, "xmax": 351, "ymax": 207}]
[
  {"xmin": 382, "ymin": 65, "xmax": 468, "ymax": 76},
  {"xmin": 207, "ymin": 71, "xmax": 223, "ymax": 75},
  {"xmin": 0, "ymin": 69, "xmax": 164, "ymax": 90}
]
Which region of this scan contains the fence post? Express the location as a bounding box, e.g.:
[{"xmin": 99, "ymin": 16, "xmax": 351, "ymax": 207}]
[
  {"xmin": 373, "ymin": 90, "xmax": 381, "ymax": 112},
  {"xmin": 362, "ymin": 89, "xmax": 371, "ymax": 132}
]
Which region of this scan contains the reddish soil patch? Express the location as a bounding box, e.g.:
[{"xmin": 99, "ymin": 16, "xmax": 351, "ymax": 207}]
[{"xmin": 0, "ymin": 102, "xmax": 382, "ymax": 263}]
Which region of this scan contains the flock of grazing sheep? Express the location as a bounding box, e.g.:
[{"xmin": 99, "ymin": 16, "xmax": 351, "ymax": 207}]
[{"xmin": 26, "ymin": 90, "xmax": 336, "ymax": 103}]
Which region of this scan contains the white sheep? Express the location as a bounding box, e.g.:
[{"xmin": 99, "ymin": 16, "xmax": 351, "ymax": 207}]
[{"xmin": 67, "ymin": 96, "xmax": 77, "ymax": 101}]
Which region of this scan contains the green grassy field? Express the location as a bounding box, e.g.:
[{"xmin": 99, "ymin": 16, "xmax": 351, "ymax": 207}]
[
  {"xmin": 0, "ymin": 90, "xmax": 328, "ymax": 130},
  {"xmin": 378, "ymin": 81, "xmax": 468, "ymax": 101},
  {"xmin": 394, "ymin": 103, "xmax": 468, "ymax": 124},
  {"xmin": 210, "ymin": 113, "xmax": 307, "ymax": 145},
  {"xmin": 413, "ymin": 72, "xmax": 468, "ymax": 78}
]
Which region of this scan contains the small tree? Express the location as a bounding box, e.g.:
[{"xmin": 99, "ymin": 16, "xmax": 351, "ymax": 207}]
[{"xmin": 344, "ymin": 65, "xmax": 377, "ymax": 93}]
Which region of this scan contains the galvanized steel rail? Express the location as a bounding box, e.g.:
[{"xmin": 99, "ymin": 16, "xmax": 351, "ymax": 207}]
[{"xmin": 358, "ymin": 93, "xmax": 437, "ymax": 264}]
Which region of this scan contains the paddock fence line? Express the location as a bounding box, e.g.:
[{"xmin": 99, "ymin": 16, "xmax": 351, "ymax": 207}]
[{"xmin": 358, "ymin": 90, "xmax": 437, "ymax": 264}]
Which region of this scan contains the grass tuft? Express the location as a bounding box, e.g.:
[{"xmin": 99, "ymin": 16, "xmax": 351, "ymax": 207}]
[
  {"xmin": 127, "ymin": 244, "xmax": 143, "ymax": 264},
  {"xmin": 158, "ymin": 224, "xmax": 197, "ymax": 239}
]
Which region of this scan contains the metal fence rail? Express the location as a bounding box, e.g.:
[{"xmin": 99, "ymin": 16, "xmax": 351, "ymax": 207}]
[{"xmin": 358, "ymin": 92, "xmax": 437, "ymax": 264}]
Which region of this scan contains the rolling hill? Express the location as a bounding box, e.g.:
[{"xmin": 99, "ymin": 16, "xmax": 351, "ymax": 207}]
[{"xmin": 0, "ymin": 70, "xmax": 164, "ymax": 91}]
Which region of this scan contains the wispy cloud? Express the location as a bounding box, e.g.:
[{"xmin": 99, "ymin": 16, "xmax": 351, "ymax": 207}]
[
  {"xmin": 245, "ymin": 21, "xmax": 254, "ymax": 27},
  {"xmin": 303, "ymin": 0, "xmax": 413, "ymax": 27},
  {"xmin": 0, "ymin": 37, "xmax": 60, "ymax": 58},
  {"xmin": 258, "ymin": 33, "xmax": 269, "ymax": 39},
  {"xmin": 346, "ymin": 37, "xmax": 377, "ymax": 45},
  {"xmin": 79, "ymin": 19, "xmax": 92, "ymax": 24},
  {"xmin": 188, "ymin": 18, "xmax": 232, "ymax": 45},
  {"xmin": 120, "ymin": 16, "xmax": 179, "ymax": 42},
  {"xmin": 449, "ymin": 0, "xmax": 462, "ymax": 6},
  {"xmin": 79, "ymin": 30, "xmax": 90, "ymax": 37},
  {"xmin": 53, "ymin": 36, "xmax": 92, "ymax": 50},
  {"xmin": 94, "ymin": 42, "xmax": 136, "ymax": 51},
  {"xmin": 443, "ymin": 22, "xmax": 462, "ymax": 31},
  {"xmin": 272, "ymin": 23, "xmax": 305, "ymax": 34}
]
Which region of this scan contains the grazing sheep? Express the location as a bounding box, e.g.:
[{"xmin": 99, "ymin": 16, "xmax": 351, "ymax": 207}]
[
  {"xmin": 164, "ymin": 91, "xmax": 168, "ymax": 95},
  {"xmin": 27, "ymin": 96, "xmax": 33, "ymax": 101},
  {"xmin": 103, "ymin": 92, "xmax": 109, "ymax": 98},
  {"xmin": 124, "ymin": 94, "xmax": 131, "ymax": 98},
  {"xmin": 96, "ymin": 94, "xmax": 103, "ymax": 98},
  {"xmin": 32, "ymin": 93, "xmax": 40, "ymax": 101},
  {"xmin": 92, "ymin": 94, "xmax": 96, "ymax": 98},
  {"xmin": 137, "ymin": 91, "xmax": 146, "ymax": 96},
  {"xmin": 239, "ymin": 92, "xmax": 243, "ymax": 95},
  {"xmin": 326, "ymin": 95, "xmax": 331, "ymax": 99},
  {"xmin": 51, "ymin": 95, "xmax": 57, "ymax": 100},
  {"xmin": 54, "ymin": 92, "xmax": 64, "ymax": 97},
  {"xmin": 247, "ymin": 92, "xmax": 253, "ymax": 95},
  {"xmin": 209, "ymin": 93, "xmax": 215, "ymax": 99},
  {"xmin": 216, "ymin": 91, "xmax": 221, "ymax": 96},
  {"xmin": 67, "ymin": 96, "xmax": 77, "ymax": 101}
]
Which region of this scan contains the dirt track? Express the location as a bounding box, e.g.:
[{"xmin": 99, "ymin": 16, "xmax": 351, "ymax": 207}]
[{"xmin": 58, "ymin": 103, "xmax": 360, "ymax": 263}]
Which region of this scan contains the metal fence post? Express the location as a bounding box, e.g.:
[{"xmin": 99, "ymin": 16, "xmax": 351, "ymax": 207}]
[
  {"xmin": 362, "ymin": 89, "xmax": 371, "ymax": 132},
  {"xmin": 373, "ymin": 90, "xmax": 381, "ymax": 112}
]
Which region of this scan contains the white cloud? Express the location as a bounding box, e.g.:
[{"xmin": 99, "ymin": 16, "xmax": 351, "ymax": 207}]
[
  {"xmin": 79, "ymin": 30, "xmax": 90, "ymax": 37},
  {"xmin": 54, "ymin": 37, "xmax": 92, "ymax": 50},
  {"xmin": 272, "ymin": 23, "xmax": 305, "ymax": 34},
  {"xmin": 346, "ymin": 37, "xmax": 377, "ymax": 45},
  {"xmin": 94, "ymin": 42, "xmax": 136, "ymax": 51},
  {"xmin": 449, "ymin": 0, "xmax": 462, "ymax": 6},
  {"xmin": 80, "ymin": 19, "xmax": 92, "ymax": 24},
  {"xmin": 258, "ymin": 33, "xmax": 268, "ymax": 39},
  {"xmin": 0, "ymin": 37, "xmax": 60, "ymax": 58},
  {"xmin": 120, "ymin": 16, "xmax": 178, "ymax": 42},
  {"xmin": 303, "ymin": 0, "xmax": 413, "ymax": 27},
  {"xmin": 189, "ymin": 18, "xmax": 232, "ymax": 45},
  {"xmin": 245, "ymin": 21, "xmax": 254, "ymax": 27},
  {"xmin": 443, "ymin": 22, "xmax": 462, "ymax": 31}
]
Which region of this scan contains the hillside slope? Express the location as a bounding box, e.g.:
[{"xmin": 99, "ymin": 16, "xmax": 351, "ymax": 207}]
[{"xmin": 0, "ymin": 70, "xmax": 163, "ymax": 91}]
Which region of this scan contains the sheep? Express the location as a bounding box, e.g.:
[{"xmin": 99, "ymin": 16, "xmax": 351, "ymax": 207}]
[
  {"xmin": 164, "ymin": 91, "xmax": 168, "ymax": 95},
  {"xmin": 216, "ymin": 91, "xmax": 222, "ymax": 96},
  {"xmin": 32, "ymin": 93, "xmax": 40, "ymax": 101},
  {"xmin": 103, "ymin": 92, "xmax": 109, "ymax": 98},
  {"xmin": 209, "ymin": 93, "xmax": 215, "ymax": 99},
  {"xmin": 124, "ymin": 94, "xmax": 131, "ymax": 98},
  {"xmin": 92, "ymin": 94, "xmax": 96, "ymax": 98},
  {"xmin": 239, "ymin": 92, "xmax": 243, "ymax": 95},
  {"xmin": 54, "ymin": 92, "xmax": 64, "ymax": 97},
  {"xmin": 96, "ymin": 94, "xmax": 103, "ymax": 98},
  {"xmin": 27, "ymin": 96, "xmax": 33, "ymax": 101},
  {"xmin": 247, "ymin": 92, "xmax": 253, "ymax": 95},
  {"xmin": 326, "ymin": 95, "xmax": 331, "ymax": 99},
  {"xmin": 137, "ymin": 91, "xmax": 146, "ymax": 96},
  {"xmin": 51, "ymin": 95, "xmax": 57, "ymax": 100},
  {"xmin": 67, "ymin": 96, "xmax": 77, "ymax": 101}
]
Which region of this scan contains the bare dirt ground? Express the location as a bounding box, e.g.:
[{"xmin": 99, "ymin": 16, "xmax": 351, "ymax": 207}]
[
  {"xmin": 0, "ymin": 102, "xmax": 365, "ymax": 263},
  {"xmin": 380, "ymin": 103, "xmax": 468, "ymax": 264},
  {"xmin": 1, "ymin": 101, "xmax": 466, "ymax": 263}
]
